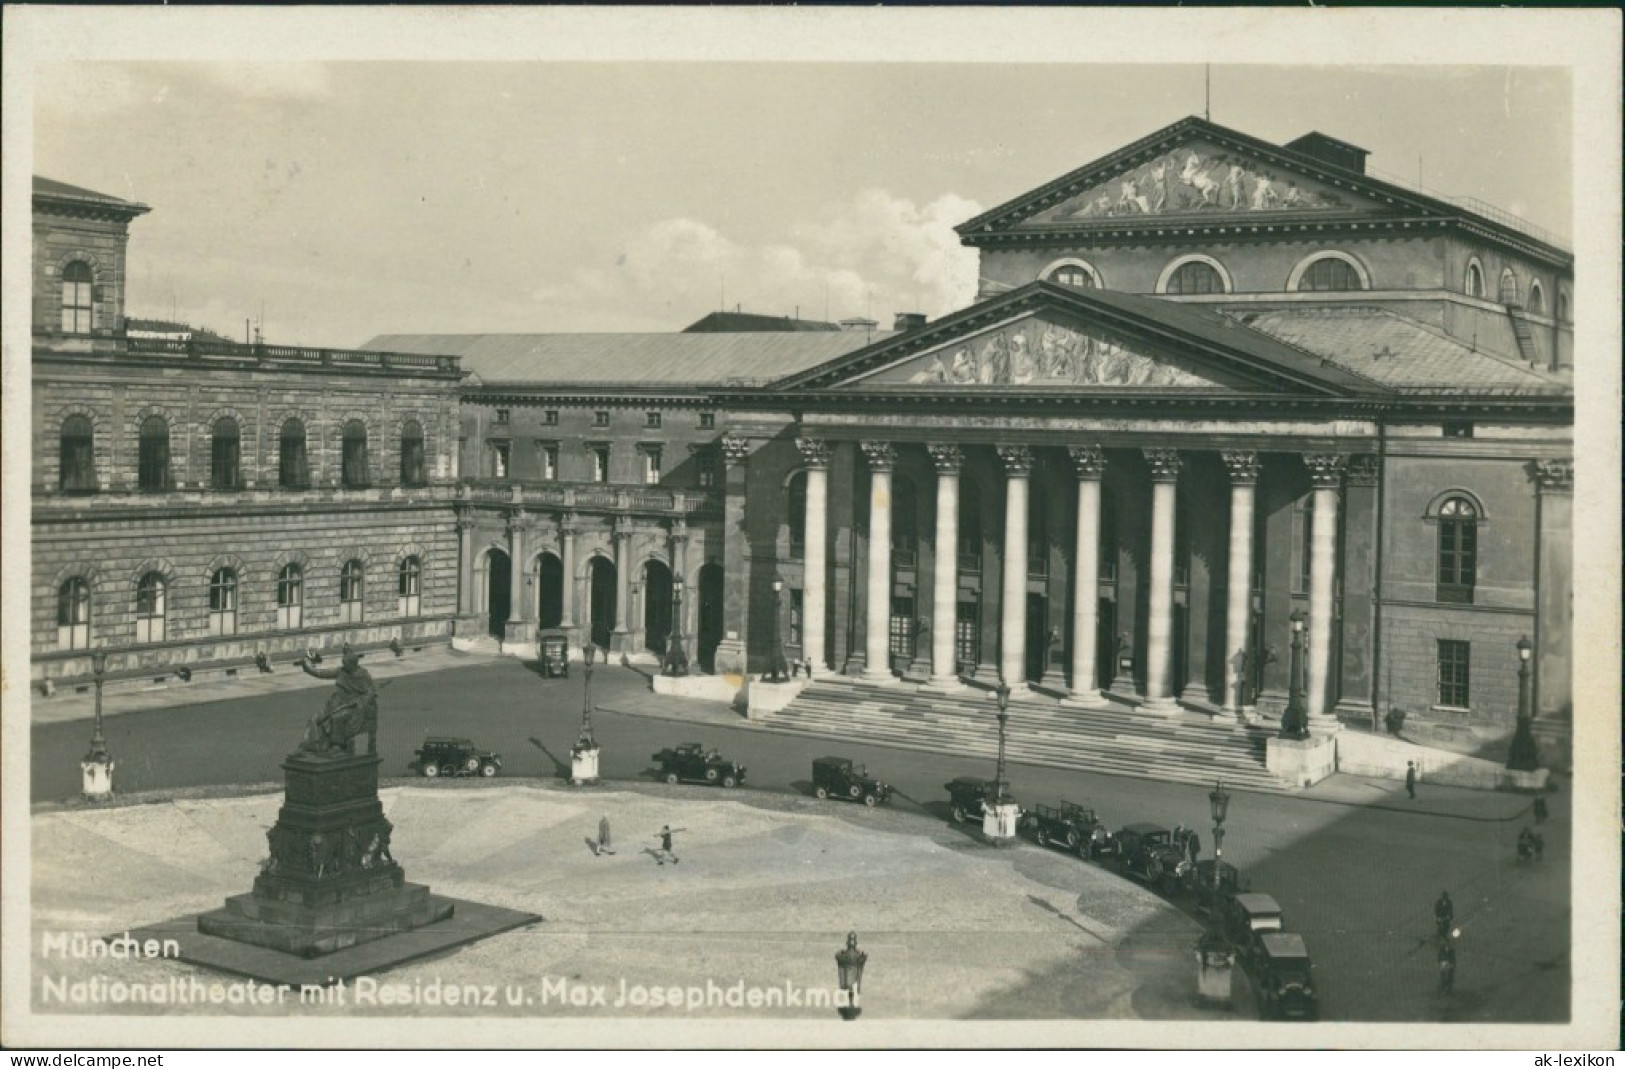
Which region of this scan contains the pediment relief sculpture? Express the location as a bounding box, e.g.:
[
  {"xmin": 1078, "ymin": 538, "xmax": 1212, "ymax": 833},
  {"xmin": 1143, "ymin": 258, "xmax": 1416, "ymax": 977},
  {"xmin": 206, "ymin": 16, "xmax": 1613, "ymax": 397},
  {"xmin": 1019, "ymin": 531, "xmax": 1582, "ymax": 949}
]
[{"xmin": 869, "ymin": 321, "xmax": 1219, "ymax": 389}]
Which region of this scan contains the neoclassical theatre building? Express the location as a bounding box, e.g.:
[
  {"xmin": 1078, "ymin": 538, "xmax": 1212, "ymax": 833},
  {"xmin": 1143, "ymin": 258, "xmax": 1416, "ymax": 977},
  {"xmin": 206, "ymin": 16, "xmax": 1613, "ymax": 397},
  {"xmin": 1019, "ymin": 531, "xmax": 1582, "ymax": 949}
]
[{"xmin": 32, "ymin": 116, "xmax": 1574, "ymax": 760}]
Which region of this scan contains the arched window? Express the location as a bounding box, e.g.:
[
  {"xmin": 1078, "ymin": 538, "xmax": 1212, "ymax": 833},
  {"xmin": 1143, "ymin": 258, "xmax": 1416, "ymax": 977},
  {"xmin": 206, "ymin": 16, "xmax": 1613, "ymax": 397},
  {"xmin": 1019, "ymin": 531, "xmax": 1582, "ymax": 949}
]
[
  {"xmin": 1556, "ymin": 291, "xmax": 1570, "ymax": 323},
  {"xmin": 1436, "ymin": 496, "xmax": 1478, "ymax": 604},
  {"xmin": 59, "ymin": 414, "xmax": 97, "ymax": 492},
  {"xmin": 211, "ymin": 417, "xmax": 242, "ymax": 490},
  {"xmin": 1498, "ymin": 268, "xmax": 1519, "ymax": 307},
  {"xmin": 786, "ymin": 471, "xmax": 807, "ymax": 560},
  {"xmin": 279, "ymin": 419, "xmax": 309, "ymax": 490},
  {"xmin": 138, "ymin": 415, "xmax": 171, "ymax": 492},
  {"xmin": 1166, "ymin": 260, "xmax": 1224, "ymax": 295},
  {"xmin": 61, "ymin": 261, "xmax": 93, "ymax": 333},
  {"xmin": 958, "ymin": 480, "xmax": 982, "ymax": 573},
  {"xmin": 1047, "ymin": 265, "xmax": 1096, "ymax": 290},
  {"xmin": 135, "ymin": 573, "xmax": 166, "ymax": 643},
  {"xmin": 341, "ymin": 421, "xmax": 370, "ymax": 489},
  {"xmin": 57, "ymin": 577, "xmax": 91, "ymax": 649},
  {"xmin": 400, "ymin": 420, "xmax": 426, "ymax": 487},
  {"xmin": 208, "ymin": 568, "xmax": 238, "ymax": 635},
  {"xmin": 1526, "ymin": 281, "xmax": 1546, "ymax": 317},
  {"xmin": 892, "ymin": 476, "xmax": 918, "ymax": 568},
  {"xmin": 340, "ymin": 559, "xmax": 365, "ymax": 623},
  {"xmin": 1297, "ymin": 256, "xmax": 1364, "ymax": 292},
  {"xmin": 276, "ymin": 564, "xmax": 304, "ymax": 630},
  {"xmin": 1465, "ymin": 261, "xmax": 1485, "ymax": 298},
  {"xmin": 398, "ymin": 556, "xmax": 422, "ymax": 617}
]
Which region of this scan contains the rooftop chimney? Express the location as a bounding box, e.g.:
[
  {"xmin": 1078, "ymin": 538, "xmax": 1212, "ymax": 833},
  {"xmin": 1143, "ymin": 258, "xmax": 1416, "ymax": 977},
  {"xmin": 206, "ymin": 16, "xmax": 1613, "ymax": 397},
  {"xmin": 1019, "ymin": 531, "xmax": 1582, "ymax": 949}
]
[
  {"xmin": 893, "ymin": 312, "xmax": 927, "ymax": 332},
  {"xmin": 1284, "ymin": 131, "xmax": 1370, "ymax": 175}
]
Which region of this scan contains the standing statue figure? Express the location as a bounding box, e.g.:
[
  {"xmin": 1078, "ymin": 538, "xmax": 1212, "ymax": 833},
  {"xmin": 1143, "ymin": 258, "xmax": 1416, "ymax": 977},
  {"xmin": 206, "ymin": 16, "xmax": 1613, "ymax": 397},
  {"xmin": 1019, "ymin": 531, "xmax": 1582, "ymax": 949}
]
[{"xmin": 299, "ymin": 644, "xmax": 379, "ymax": 755}]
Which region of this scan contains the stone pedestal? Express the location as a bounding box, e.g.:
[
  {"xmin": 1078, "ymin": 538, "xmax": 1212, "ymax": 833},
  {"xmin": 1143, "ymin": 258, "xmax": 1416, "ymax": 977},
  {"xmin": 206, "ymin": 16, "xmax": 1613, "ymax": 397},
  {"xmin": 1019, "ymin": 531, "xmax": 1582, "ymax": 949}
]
[
  {"xmin": 982, "ymin": 801, "xmax": 1021, "ymax": 844},
  {"xmin": 1195, "ymin": 944, "xmax": 1237, "ymax": 1006},
  {"xmin": 571, "ymin": 745, "xmax": 601, "ymax": 786},
  {"xmin": 80, "ymin": 756, "xmax": 115, "ymax": 799},
  {"xmin": 198, "ymin": 753, "xmax": 453, "ymax": 957},
  {"xmin": 1266, "ymin": 734, "xmax": 1336, "ymax": 788}
]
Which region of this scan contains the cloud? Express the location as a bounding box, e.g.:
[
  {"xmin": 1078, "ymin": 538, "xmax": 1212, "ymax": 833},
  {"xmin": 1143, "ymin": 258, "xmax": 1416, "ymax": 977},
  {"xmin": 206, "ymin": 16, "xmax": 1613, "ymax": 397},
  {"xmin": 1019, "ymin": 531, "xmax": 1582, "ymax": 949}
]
[{"xmin": 529, "ymin": 188, "xmax": 983, "ymax": 330}]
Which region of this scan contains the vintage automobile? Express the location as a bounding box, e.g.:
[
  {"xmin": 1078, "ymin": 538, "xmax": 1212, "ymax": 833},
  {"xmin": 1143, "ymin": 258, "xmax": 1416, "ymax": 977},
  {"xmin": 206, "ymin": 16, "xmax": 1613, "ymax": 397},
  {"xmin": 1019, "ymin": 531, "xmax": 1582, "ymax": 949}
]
[
  {"xmin": 1021, "ymin": 800, "xmax": 1111, "ymax": 857},
  {"xmin": 1222, "ymin": 892, "xmax": 1286, "ymax": 958},
  {"xmin": 414, "ymin": 736, "xmax": 503, "ymax": 778},
  {"xmin": 651, "ymin": 742, "xmax": 747, "ymax": 788},
  {"xmin": 537, "ymin": 629, "xmax": 571, "ymax": 679},
  {"xmin": 811, "ymin": 756, "xmax": 892, "ymax": 807},
  {"xmin": 1112, "ymin": 822, "xmax": 1195, "ymax": 892},
  {"xmin": 1254, "ymin": 932, "xmax": 1319, "ymax": 1020},
  {"xmin": 1185, "ymin": 858, "xmax": 1247, "ymax": 918},
  {"xmin": 944, "ymin": 776, "xmax": 1005, "ymax": 824}
]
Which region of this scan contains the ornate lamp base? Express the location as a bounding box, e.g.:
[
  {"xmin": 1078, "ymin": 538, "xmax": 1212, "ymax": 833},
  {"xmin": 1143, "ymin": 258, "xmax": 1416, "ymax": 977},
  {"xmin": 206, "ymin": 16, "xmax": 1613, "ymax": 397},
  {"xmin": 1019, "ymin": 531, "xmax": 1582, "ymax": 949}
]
[
  {"xmin": 80, "ymin": 756, "xmax": 115, "ymax": 800},
  {"xmin": 982, "ymin": 801, "xmax": 1021, "ymax": 844},
  {"xmin": 571, "ymin": 745, "xmax": 601, "ymax": 786}
]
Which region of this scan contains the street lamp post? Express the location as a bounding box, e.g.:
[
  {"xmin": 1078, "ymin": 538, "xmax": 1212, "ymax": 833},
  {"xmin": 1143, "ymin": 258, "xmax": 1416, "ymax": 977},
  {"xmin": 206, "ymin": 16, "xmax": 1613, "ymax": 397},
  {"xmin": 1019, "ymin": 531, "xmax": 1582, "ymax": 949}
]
[
  {"xmin": 1506, "ymin": 635, "xmax": 1540, "ymax": 772},
  {"xmin": 80, "ymin": 651, "xmax": 115, "ymax": 800},
  {"xmin": 835, "ymin": 931, "xmax": 867, "ymax": 1021},
  {"xmin": 1195, "ymin": 780, "xmax": 1237, "ymax": 1005},
  {"xmin": 1208, "ymin": 780, "xmax": 1231, "ymax": 892},
  {"xmin": 1278, "ymin": 609, "xmax": 1309, "ymax": 740},
  {"xmin": 993, "ymin": 683, "xmax": 1011, "ymax": 803},
  {"xmin": 571, "ymin": 644, "xmax": 601, "ymax": 785},
  {"xmin": 662, "ymin": 577, "xmax": 689, "ymax": 677},
  {"xmin": 982, "ymin": 683, "xmax": 1019, "ymax": 843},
  {"xmin": 765, "ymin": 578, "xmax": 790, "ymax": 684}
]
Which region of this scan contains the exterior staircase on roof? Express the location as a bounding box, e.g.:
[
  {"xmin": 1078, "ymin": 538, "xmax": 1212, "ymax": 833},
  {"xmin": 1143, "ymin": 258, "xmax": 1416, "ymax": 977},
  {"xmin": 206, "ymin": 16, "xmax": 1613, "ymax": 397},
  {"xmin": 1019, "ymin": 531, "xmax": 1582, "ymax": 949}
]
[
  {"xmin": 1508, "ymin": 310, "xmax": 1540, "ymax": 366},
  {"xmin": 759, "ymin": 677, "xmax": 1287, "ymax": 791}
]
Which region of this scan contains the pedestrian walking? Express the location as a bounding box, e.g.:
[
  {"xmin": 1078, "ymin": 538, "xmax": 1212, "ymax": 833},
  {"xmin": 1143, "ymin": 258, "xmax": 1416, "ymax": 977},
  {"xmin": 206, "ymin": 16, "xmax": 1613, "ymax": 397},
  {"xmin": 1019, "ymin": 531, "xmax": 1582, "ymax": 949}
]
[
  {"xmin": 654, "ymin": 824, "xmax": 682, "ymax": 865},
  {"xmin": 597, "ymin": 815, "xmax": 615, "ymax": 856},
  {"xmin": 1434, "ymin": 891, "xmax": 1454, "ymax": 940},
  {"xmin": 1405, "ymin": 761, "xmax": 1418, "ymax": 800}
]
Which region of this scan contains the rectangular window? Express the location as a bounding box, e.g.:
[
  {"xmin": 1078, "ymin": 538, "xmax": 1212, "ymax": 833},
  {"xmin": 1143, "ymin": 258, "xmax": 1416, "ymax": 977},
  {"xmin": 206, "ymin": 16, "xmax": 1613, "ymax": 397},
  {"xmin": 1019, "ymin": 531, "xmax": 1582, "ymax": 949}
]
[
  {"xmin": 539, "ymin": 443, "xmax": 559, "ymax": 481},
  {"xmin": 491, "ymin": 441, "xmax": 510, "ymax": 479},
  {"xmin": 494, "ymin": 409, "xmax": 510, "ymax": 426},
  {"xmin": 788, "ymin": 589, "xmax": 803, "ymax": 647},
  {"xmin": 593, "ymin": 410, "xmax": 610, "ymax": 428},
  {"xmin": 699, "ymin": 412, "xmax": 716, "ymax": 430},
  {"xmin": 642, "ymin": 447, "xmax": 662, "ymax": 485},
  {"xmin": 398, "ymin": 562, "xmax": 422, "ymax": 618},
  {"xmin": 1437, "ymin": 640, "xmax": 1471, "ymax": 708},
  {"xmin": 591, "ymin": 446, "xmax": 610, "ymax": 483},
  {"xmin": 340, "ymin": 570, "xmax": 365, "ymax": 624},
  {"xmin": 209, "ymin": 577, "xmax": 237, "ymax": 637},
  {"xmin": 696, "ymin": 451, "xmax": 719, "ymax": 488},
  {"xmin": 135, "ymin": 583, "xmax": 165, "ymax": 644},
  {"xmin": 646, "ymin": 411, "xmax": 662, "ymax": 429},
  {"xmin": 1294, "ymin": 495, "xmax": 1315, "ymax": 594},
  {"xmin": 889, "ymin": 597, "xmax": 916, "ymax": 658},
  {"xmin": 276, "ymin": 582, "xmax": 303, "ymax": 630},
  {"xmin": 955, "ymin": 600, "xmax": 980, "ymax": 671},
  {"xmin": 543, "ymin": 410, "xmax": 558, "ymax": 426},
  {"xmin": 1442, "ymin": 421, "xmax": 1475, "ymax": 439}
]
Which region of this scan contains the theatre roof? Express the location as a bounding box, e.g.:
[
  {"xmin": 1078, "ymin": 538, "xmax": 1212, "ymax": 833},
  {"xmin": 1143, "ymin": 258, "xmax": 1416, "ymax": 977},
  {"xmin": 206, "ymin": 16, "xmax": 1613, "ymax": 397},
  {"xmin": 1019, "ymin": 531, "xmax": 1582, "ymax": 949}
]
[
  {"xmin": 33, "ymin": 176, "xmax": 151, "ymax": 218},
  {"xmin": 361, "ymin": 330, "xmax": 890, "ymax": 388}
]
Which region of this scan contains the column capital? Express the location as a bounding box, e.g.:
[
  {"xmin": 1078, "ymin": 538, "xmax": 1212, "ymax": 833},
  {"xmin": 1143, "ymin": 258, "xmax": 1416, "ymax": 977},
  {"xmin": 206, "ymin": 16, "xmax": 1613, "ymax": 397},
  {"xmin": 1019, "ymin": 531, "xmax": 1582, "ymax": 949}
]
[
  {"xmin": 1302, "ymin": 452, "xmax": 1347, "ymax": 489},
  {"xmin": 455, "ymin": 516, "xmax": 477, "ymax": 533},
  {"xmin": 1067, "ymin": 444, "xmax": 1108, "ymax": 479},
  {"xmin": 719, "ymin": 433, "xmax": 752, "ymax": 465},
  {"xmin": 996, "ymin": 444, "xmax": 1034, "ymax": 477},
  {"xmin": 795, "ymin": 436, "xmax": 832, "ymax": 470},
  {"xmin": 505, "ymin": 508, "xmax": 534, "ymax": 531},
  {"xmin": 557, "ymin": 510, "xmax": 580, "ymax": 536},
  {"xmin": 927, "ymin": 442, "xmax": 964, "ymax": 474},
  {"xmin": 1220, "ymin": 450, "xmax": 1262, "ymax": 485},
  {"xmin": 1531, "ymin": 457, "xmax": 1573, "ymax": 492},
  {"xmin": 1345, "ymin": 455, "xmax": 1382, "ymax": 487},
  {"xmin": 860, "ymin": 440, "xmax": 896, "ymax": 472},
  {"xmin": 667, "ymin": 517, "xmax": 689, "ymax": 544},
  {"xmin": 1142, "ymin": 448, "xmax": 1182, "ymax": 482},
  {"xmin": 611, "ymin": 519, "xmax": 634, "ymax": 543}
]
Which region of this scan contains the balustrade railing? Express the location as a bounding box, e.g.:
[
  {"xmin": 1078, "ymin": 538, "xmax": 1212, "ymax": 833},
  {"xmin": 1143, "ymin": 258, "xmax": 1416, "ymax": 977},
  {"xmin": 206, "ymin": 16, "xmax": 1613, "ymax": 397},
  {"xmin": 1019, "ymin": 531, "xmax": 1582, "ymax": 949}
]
[
  {"xmin": 114, "ymin": 335, "xmax": 460, "ymax": 373},
  {"xmin": 458, "ymin": 479, "xmax": 722, "ymax": 514}
]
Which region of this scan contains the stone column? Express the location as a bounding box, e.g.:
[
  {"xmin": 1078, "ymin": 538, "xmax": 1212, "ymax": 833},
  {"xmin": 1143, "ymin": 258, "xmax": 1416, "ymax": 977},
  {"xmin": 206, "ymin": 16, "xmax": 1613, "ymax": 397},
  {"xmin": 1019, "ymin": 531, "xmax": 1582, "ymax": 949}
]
[
  {"xmin": 996, "ymin": 445, "xmax": 1034, "ymax": 694},
  {"xmin": 1303, "ymin": 453, "xmax": 1346, "ymax": 731},
  {"xmin": 504, "ymin": 510, "xmax": 534, "ymax": 648},
  {"xmin": 1141, "ymin": 448, "xmax": 1182, "ymax": 714},
  {"xmin": 797, "ymin": 437, "xmax": 831, "ymax": 671},
  {"xmin": 1221, "ymin": 451, "xmax": 1261, "ymax": 717},
  {"xmin": 924, "ymin": 443, "xmax": 965, "ymax": 692},
  {"xmin": 1336, "ymin": 456, "xmax": 1381, "ymax": 724},
  {"xmin": 558, "ymin": 513, "xmax": 578, "ymax": 629},
  {"xmin": 1062, "ymin": 445, "xmax": 1108, "ymax": 707},
  {"xmin": 668, "ymin": 519, "xmax": 689, "ymax": 656},
  {"xmin": 1532, "ymin": 458, "xmax": 1573, "ymax": 721},
  {"xmin": 611, "ymin": 521, "xmax": 633, "ymax": 654},
  {"xmin": 455, "ymin": 515, "xmax": 475, "ymax": 615},
  {"xmin": 860, "ymin": 441, "xmax": 896, "ymax": 683}
]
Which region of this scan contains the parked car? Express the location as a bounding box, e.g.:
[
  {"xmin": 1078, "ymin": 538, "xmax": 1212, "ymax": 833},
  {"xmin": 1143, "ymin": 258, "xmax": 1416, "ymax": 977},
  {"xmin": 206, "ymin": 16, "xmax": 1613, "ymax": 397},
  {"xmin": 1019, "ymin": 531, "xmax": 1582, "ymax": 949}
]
[
  {"xmin": 537, "ymin": 629, "xmax": 571, "ymax": 678},
  {"xmin": 1112, "ymin": 822, "xmax": 1194, "ymax": 892},
  {"xmin": 1185, "ymin": 858, "xmax": 1247, "ymax": 918},
  {"xmin": 1255, "ymin": 932, "xmax": 1318, "ymax": 1020},
  {"xmin": 1021, "ymin": 800, "xmax": 1111, "ymax": 857},
  {"xmin": 944, "ymin": 777, "xmax": 1004, "ymax": 824},
  {"xmin": 811, "ymin": 756, "xmax": 892, "ymax": 807},
  {"xmin": 414, "ymin": 736, "xmax": 502, "ymax": 778},
  {"xmin": 1222, "ymin": 892, "xmax": 1285, "ymax": 959},
  {"xmin": 652, "ymin": 742, "xmax": 746, "ymax": 788}
]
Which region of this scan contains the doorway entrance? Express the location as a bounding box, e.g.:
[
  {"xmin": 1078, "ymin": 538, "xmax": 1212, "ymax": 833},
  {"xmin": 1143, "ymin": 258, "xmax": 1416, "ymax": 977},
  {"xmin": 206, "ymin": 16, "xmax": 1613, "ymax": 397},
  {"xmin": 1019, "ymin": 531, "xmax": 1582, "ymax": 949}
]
[
  {"xmin": 697, "ymin": 562, "xmax": 724, "ymax": 673},
  {"xmin": 1025, "ymin": 592, "xmax": 1048, "ymax": 683},
  {"xmin": 537, "ymin": 552, "xmax": 563, "ymax": 630},
  {"xmin": 643, "ymin": 559, "xmax": 673, "ymax": 655},
  {"xmin": 589, "ymin": 557, "xmax": 616, "ymax": 650},
  {"xmin": 1096, "ymin": 597, "xmax": 1117, "ymax": 689},
  {"xmin": 485, "ymin": 549, "xmax": 511, "ymax": 637}
]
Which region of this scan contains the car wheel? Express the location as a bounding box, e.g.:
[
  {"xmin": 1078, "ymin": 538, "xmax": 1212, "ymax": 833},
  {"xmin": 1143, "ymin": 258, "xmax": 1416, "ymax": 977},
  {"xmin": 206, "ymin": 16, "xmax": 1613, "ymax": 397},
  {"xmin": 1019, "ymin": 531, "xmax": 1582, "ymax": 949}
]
[
  {"xmin": 722, "ymin": 775, "xmax": 738, "ymax": 789},
  {"xmin": 439, "ymin": 763, "xmax": 459, "ymax": 778},
  {"xmin": 423, "ymin": 763, "xmax": 440, "ymax": 778},
  {"xmin": 480, "ymin": 762, "xmax": 498, "ymax": 778},
  {"xmin": 1065, "ymin": 830, "xmax": 1081, "ymax": 851},
  {"xmin": 1076, "ymin": 837, "xmax": 1091, "ymax": 860},
  {"xmin": 848, "ymin": 784, "xmax": 862, "ymax": 798},
  {"xmin": 464, "ymin": 757, "xmax": 481, "ymax": 774},
  {"xmin": 814, "ymin": 786, "xmax": 828, "ymax": 800},
  {"xmin": 951, "ymin": 805, "xmax": 968, "ymax": 824},
  {"xmin": 1035, "ymin": 829, "xmax": 1048, "ymax": 847},
  {"xmin": 863, "ymin": 794, "xmax": 878, "ymax": 808},
  {"xmin": 665, "ymin": 772, "xmax": 680, "ymax": 785},
  {"xmin": 705, "ymin": 768, "xmax": 720, "ymax": 783}
]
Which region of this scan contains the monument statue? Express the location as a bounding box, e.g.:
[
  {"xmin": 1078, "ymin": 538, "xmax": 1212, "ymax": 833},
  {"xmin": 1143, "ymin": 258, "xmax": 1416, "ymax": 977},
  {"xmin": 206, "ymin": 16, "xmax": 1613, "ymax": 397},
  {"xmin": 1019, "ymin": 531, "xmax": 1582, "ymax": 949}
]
[{"xmin": 299, "ymin": 644, "xmax": 379, "ymax": 756}]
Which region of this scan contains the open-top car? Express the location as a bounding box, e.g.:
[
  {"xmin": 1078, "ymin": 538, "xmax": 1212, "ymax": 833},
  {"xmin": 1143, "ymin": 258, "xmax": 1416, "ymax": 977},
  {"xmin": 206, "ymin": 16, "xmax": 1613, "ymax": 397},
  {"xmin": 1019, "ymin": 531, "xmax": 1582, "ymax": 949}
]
[
  {"xmin": 944, "ymin": 777, "xmax": 1004, "ymax": 824},
  {"xmin": 1021, "ymin": 800, "xmax": 1111, "ymax": 857},
  {"xmin": 414, "ymin": 736, "xmax": 502, "ymax": 778},
  {"xmin": 811, "ymin": 756, "xmax": 892, "ymax": 807},
  {"xmin": 652, "ymin": 742, "xmax": 746, "ymax": 788},
  {"xmin": 1186, "ymin": 858, "xmax": 1247, "ymax": 917},
  {"xmin": 1223, "ymin": 892, "xmax": 1285, "ymax": 958},
  {"xmin": 1112, "ymin": 822, "xmax": 1194, "ymax": 892},
  {"xmin": 1255, "ymin": 932, "xmax": 1318, "ymax": 1020}
]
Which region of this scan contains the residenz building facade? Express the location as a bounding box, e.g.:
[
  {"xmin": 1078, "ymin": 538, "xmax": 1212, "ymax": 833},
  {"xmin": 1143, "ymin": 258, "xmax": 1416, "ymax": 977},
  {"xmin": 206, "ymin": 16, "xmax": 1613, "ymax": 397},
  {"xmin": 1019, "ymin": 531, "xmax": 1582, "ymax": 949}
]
[{"xmin": 31, "ymin": 117, "xmax": 1574, "ymax": 762}]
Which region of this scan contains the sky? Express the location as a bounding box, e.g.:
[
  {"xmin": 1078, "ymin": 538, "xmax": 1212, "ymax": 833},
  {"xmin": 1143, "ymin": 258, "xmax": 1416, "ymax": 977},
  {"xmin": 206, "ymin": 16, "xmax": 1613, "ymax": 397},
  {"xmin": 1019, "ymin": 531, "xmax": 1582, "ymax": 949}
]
[{"xmin": 33, "ymin": 62, "xmax": 1572, "ymax": 348}]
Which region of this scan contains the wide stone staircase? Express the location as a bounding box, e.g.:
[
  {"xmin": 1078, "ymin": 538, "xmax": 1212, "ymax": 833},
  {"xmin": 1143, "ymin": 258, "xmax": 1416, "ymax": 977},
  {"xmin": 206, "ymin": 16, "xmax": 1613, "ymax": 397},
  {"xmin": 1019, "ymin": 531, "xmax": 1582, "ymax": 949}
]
[{"xmin": 759, "ymin": 677, "xmax": 1286, "ymax": 790}]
